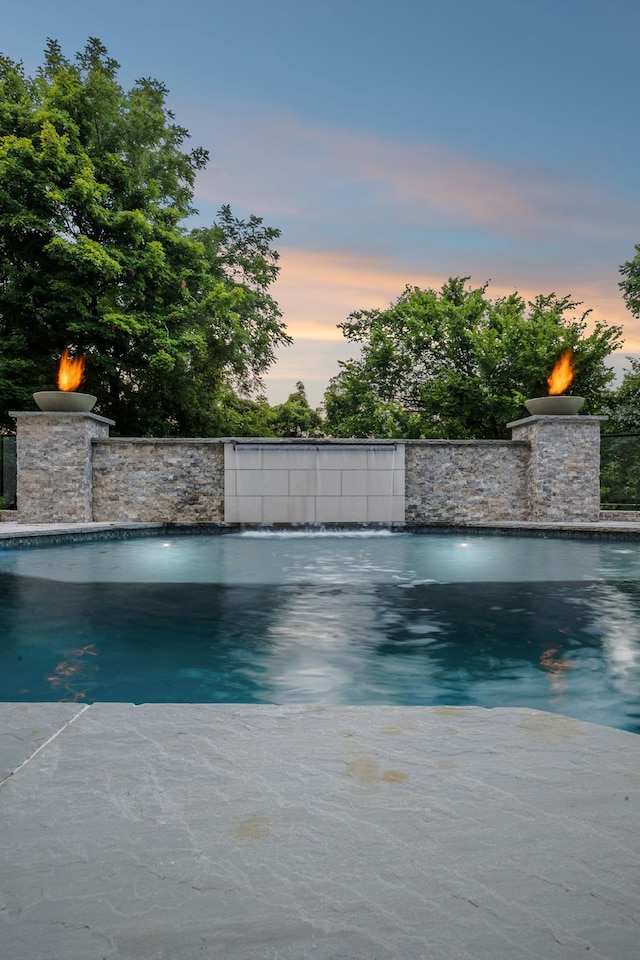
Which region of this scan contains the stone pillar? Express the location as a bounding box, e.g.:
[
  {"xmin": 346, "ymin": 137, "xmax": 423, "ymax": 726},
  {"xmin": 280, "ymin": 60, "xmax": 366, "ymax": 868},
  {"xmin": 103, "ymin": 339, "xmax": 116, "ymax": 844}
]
[
  {"xmin": 10, "ymin": 412, "xmax": 115, "ymax": 523},
  {"xmin": 508, "ymin": 415, "xmax": 605, "ymax": 522}
]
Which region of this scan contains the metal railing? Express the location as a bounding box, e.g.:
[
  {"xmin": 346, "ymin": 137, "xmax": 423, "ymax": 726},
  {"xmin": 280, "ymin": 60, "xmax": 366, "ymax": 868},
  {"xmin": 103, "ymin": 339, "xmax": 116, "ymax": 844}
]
[
  {"xmin": 600, "ymin": 433, "xmax": 640, "ymax": 511},
  {"xmin": 0, "ymin": 435, "xmax": 16, "ymax": 508}
]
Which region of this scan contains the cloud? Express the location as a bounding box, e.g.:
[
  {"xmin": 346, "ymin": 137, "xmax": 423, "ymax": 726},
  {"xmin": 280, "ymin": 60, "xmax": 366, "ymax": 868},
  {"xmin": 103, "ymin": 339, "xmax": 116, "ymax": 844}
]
[
  {"xmin": 264, "ymin": 246, "xmax": 639, "ymax": 407},
  {"xmin": 194, "ymin": 111, "xmax": 639, "ymax": 245},
  {"xmin": 271, "ymin": 248, "xmax": 444, "ymax": 340},
  {"xmin": 189, "ymin": 107, "xmax": 640, "ymax": 404},
  {"xmin": 272, "ymin": 246, "xmax": 635, "ymax": 340}
]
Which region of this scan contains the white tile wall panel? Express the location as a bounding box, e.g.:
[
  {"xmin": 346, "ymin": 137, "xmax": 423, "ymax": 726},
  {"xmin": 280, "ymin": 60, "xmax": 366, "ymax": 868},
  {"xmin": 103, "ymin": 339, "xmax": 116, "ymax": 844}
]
[
  {"xmin": 289, "ymin": 470, "xmax": 342, "ymax": 497},
  {"xmin": 237, "ymin": 469, "xmax": 289, "ymax": 497},
  {"xmin": 261, "ymin": 449, "xmax": 318, "ymax": 470},
  {"xmin": 367, "ymin": 496, "xmax": 405, "ymax": 522},
  {"xmin": 224, "ymin": 443, "xmax": 403, "ymax": 524},
  {"xmin": 315, "ymin": 496, "xmax": 368, "ymax": 523},
  {"xmin": 224, "ymin": 496, "xmax": 263, "ymax": 523},
  {"xmin": 262, "ymin": 496, "xmax": 316, "ymax": 524}
]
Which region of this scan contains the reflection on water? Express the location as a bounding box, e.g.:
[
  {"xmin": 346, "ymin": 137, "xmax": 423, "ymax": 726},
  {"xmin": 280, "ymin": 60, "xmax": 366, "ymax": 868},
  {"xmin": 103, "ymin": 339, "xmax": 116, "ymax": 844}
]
[
  {"xmin": 539, "ymin": 645, "xmax": 576, "ymax": 697},
  {"xmin": 4, "ymin": 531, "xmax": 640, "ymax": 585},
  {"xmin": 588, "ymin": 583, "xmax": 640, "ymax": 703},
  {"xmin": 45, "ymin": 644, "xmax": 100, "ymax": 702},
  {"xmin": 0, "ymin": 533, "xmax": 639, "ymax": 731}
]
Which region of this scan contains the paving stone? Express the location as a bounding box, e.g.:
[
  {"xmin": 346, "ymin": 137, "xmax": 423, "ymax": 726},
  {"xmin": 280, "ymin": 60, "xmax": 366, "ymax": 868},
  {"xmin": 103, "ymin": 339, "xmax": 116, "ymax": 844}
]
[{"xmin": 1, "ymin": 704, "xmax": 638, "ymax": 959}]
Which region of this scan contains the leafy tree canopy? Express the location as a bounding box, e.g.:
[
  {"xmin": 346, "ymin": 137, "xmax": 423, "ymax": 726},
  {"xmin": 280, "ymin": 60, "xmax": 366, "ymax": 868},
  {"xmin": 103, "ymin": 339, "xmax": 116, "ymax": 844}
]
[
  {"xmin": 323, "ymin": 278, "xmax": 623, "ymax": 439},
  {"xmin": 601, "ymin": 245, "xmax": 640, "ymax": 434},
  {"xmin": 619, "ymin": 243, "xmax": 640, "ymax": 320},
  {"xmin": 601, "ymin": 357, "xmax": 640, "ymax": 434},
  {"xmin": 194, "ymin": 380, "xmax": 323, "ymax": 438},
  {"xmin": 0, "ymin": 38, "xmax": 290, "ymax": 435},
  {"xmin": 268, "ymin": 381, "xmax": 324, "ymax": 437}
]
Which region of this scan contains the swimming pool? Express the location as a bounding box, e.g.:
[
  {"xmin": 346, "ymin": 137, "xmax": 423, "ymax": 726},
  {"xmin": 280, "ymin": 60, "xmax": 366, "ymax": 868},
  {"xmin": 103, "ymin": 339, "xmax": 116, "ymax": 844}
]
[{"xmin": 1, "ymin": 530, "xmax": 639, "ymax": 733}]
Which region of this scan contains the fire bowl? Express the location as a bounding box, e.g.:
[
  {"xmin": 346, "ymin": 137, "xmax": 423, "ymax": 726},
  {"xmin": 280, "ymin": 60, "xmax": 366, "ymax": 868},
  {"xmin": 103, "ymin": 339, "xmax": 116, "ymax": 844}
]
[
  {"xmin": 33, "ymin": 391, "xmax": 97, "ymax": 413},
  {"xmin": 525, "ymin": 395, "xmax": 585, "ymax": 416}
]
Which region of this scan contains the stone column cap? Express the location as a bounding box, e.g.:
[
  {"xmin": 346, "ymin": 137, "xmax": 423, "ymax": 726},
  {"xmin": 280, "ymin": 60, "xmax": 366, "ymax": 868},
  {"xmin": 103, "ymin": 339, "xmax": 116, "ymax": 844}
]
[
  {"xmin": 9, "ymin": 410, "xmax": 116, "ymax": 426},
  {"xmin": 507, "ymin": 414, "xmax": 607, "ymax": 429}
]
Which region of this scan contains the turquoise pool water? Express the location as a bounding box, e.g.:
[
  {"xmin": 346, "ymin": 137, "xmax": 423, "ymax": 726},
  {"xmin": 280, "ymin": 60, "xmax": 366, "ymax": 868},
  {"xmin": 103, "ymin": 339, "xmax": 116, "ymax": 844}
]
[{"xmin": 1, "ymin": 530, "xmax": 639, "ymax": 732}]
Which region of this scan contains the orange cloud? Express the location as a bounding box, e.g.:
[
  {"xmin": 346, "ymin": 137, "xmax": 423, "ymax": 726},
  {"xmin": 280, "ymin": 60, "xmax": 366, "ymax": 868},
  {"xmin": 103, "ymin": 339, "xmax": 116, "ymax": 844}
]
[
  {"xmin": 190, "ymin": 108, "xmax": 640, "ymax": 404},
  {"xmin": 264, "ymin": 246, "xmax": 639, "ymax": 406},
  {"xmin": 272, "ymin": 248, "xmax": 444, "ymax": 340},
  {"xmin": 272, "ymin": 246, "xmax": 636, "ymax": 342}
]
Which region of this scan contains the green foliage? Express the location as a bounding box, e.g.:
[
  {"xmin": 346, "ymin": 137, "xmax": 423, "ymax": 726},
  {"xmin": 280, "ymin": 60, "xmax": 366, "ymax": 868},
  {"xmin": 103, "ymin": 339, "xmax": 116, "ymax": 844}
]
[
  {"xmin": 598, "ymin": 246, "xmax": 640, "ymax": 506},
  {"xmin": 176, "ymin": 381, "xmax": 322, "ymax": 438},
  {"xmin": 199, "ymin": 386, "xmax": 275, "ymax": 437},
  {"xmin": 619, "ymin": 244, "xmax": 640, "ymax": 320},
  {"xmin": 324, "ymin": 278, "xmax": 623, "ymax": 439},
  {"xmin": 0, "ymin": 39, "xmax": 290, "ymax": 435},
  {"xmin": 268, "ymin": 381, "xmax": 324, "ymax": 437},
  {"xmin": 600, "ymin": 357, "xmax": 640, "ymax": 433},
  {"xmin": 600, "ymin": 434, "xmax": 640, "ymax": 509}
]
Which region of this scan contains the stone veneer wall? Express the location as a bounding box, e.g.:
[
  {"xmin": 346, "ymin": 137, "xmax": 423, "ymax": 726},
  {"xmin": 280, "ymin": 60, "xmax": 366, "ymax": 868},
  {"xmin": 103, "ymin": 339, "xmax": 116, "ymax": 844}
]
[
  {"xmin": 11, "ymin": 412, "xmax": 112, "ymax": 523},
  {"xmin": 10, "ymin": 412, "xmax": 605, "ymax": 525},
  {"xmin": 508, "ymin": 415, "xmax": 604, "ymax": 522},
  {"xmin": 600, "ymin": 510, "xmax": 640, "ymax": 522},
  {"xmin": 92, "ymin": 439, "xmax": 224, "ymax": 522},
  {"xmin": 405, "ymin": 441, "xmax": 529, "ymax": 523}
]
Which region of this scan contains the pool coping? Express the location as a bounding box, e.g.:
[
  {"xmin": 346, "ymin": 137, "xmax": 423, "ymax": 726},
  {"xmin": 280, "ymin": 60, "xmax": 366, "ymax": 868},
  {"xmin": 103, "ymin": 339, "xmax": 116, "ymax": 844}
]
[{"xmin": 2, "ymin": 517, "xmax": 640, "ymax": 547}]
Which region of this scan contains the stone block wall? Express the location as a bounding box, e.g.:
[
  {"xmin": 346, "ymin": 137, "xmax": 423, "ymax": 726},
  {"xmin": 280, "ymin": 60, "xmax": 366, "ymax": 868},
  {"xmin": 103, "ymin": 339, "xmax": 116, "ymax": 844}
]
[
  {"xmin": 508, "ymin": 415, "xmax": 604, "ymax": 522},
  {"xmin": 10, "ymin": 412, "xmax": 112, "ymax": 522},
  {"xmin": 9, "ymin": 412, "xmax": 605, "ymax": 525},
  {"xmin": 405, "ymin": 441, "xmax": 529, "ymax": 523},
  {"xmin": 92, "ymin": 439, "xmax": 224, "ymax": 522}
]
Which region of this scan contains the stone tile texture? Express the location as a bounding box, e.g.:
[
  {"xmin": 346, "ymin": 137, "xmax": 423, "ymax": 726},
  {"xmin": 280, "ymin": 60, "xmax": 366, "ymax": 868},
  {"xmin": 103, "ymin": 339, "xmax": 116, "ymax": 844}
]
[
  {"xmin": 92, "ymin": 439, "xmax": 224, "ymax": 522},
  {"xmin": 12, "ymin": 413, "xmax": 111, "ymax": 523},
  {"xmin": 9, "ymin": 414, "xmax": 606, "ymax": 525},
  {"xmin": 509, "ymin": 416, "xmax": 603, "ymax": 522},
  {"xmin": 405, "ymin": 441, "xmax": 529, "ymax": 523},
  {"xmin": 1, "ymin": 703, "xmax": 638, "ymax": 960}
]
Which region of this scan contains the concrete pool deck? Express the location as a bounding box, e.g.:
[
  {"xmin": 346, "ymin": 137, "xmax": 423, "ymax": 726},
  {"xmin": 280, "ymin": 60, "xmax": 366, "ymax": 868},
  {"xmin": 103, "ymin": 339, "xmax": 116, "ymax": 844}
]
[
  {"xmin": 1, "ymin": 520, "xmax": 639, "ymax": 958},
  {"xmin": 1, "ymin": 703, "xmax": 639, "ymax": 960}
]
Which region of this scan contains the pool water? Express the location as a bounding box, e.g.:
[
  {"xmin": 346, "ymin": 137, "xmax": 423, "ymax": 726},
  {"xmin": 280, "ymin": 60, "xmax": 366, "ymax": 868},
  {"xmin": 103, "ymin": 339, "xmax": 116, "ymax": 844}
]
[{"xmin": 1, "ymin": 531, "xmax": 639, "ymax": 733}]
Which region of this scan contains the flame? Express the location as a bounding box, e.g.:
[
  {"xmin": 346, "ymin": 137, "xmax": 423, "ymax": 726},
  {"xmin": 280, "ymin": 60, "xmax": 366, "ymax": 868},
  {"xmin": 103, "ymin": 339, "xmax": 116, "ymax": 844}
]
[
  {"xmin": 547, "ymin": 350, "xmax": 575, "ymax": 396},
  {"xmin": 57, "ymin": 348, "xmax": 85, "ymax": 392}
]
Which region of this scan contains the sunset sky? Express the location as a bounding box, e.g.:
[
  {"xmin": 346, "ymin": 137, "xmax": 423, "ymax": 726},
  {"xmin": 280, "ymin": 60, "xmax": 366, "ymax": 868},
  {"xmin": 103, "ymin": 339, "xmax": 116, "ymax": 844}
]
[{"xmin": 4, "ymin": 0, "xmax": 640, "ymax": 407}]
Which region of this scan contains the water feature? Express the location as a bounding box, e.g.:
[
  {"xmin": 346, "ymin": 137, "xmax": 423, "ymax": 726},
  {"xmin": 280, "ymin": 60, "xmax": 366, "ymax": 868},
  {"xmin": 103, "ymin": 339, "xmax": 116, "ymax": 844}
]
[
  {"xmin": 0, "ymin": 530, "xmax": 639, "ymax": 732},
  {"xmin": 224, "ymin": 442, "xmax": 403, "ymax": 523}
]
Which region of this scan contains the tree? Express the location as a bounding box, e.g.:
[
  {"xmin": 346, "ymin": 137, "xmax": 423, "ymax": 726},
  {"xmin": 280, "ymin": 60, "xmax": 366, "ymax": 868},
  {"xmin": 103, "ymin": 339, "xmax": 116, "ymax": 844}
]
[
  {"xmin": 595, "ymin": 248, "xmax": 640, "ymax": 507},
  {"xmin": 610, "ymin": 244, "xmax": 640, "ymax": 430},
  {"xmin": 601, "ymin": 357, "xmax": 640, "ymax": 434},
  {"xmin": 599, "ymin": 357, "xmax": 640, "ymax": 508},
  {"xmin": 0, "ymin": 39, "xmax": 290, "ymax": 435},
  {"xmin": 323, "ymin": 278, "xmax": 623, "ymax": 439},
  {"xmin": 269, "ymin": 381, "xmax": 323, "ymax": 437},
  {"xmin": 619, "ymin": 244, "xmax": 640, "ymax": 320}
]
